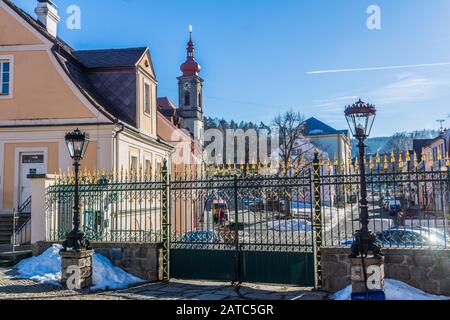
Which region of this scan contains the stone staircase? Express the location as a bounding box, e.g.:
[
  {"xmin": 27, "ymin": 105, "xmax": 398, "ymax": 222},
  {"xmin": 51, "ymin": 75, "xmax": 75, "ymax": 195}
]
[
  {"xmin": 0, "ymin": 214, "xmax": 31, "ymax": 244},
  {"xmin": 0, "ymin": 244, "xmax": 32, "ymax": 267},
  {"xmin": 0, "ymin": 215, "xmax": 14, "ymax": 245}
]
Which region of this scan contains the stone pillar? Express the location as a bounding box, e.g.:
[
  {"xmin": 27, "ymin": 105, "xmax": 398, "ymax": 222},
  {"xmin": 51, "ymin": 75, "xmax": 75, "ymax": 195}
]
[
  {"xmin": 60, "ymin": 249, "xmax": 94, "ymax": 290},
  {"xmin": 350, "ymin": 257, "xmax": 385, "ymax": 293},
  {"xmin": 29, "ymin": 174, "xmax": 56, "ymax": 244}
]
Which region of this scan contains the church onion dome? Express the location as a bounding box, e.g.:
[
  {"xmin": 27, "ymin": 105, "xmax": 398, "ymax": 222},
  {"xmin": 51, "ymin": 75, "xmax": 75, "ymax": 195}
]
[{"xmin": 180, "ymin": 26, "xmax": 201, "ymax": 77}]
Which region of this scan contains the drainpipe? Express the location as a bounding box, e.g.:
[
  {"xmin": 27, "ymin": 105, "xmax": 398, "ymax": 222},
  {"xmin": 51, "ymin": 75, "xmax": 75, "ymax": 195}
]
[{"xmin": 113, "ymin": 121, "xmax": 125, "ymax": 172}]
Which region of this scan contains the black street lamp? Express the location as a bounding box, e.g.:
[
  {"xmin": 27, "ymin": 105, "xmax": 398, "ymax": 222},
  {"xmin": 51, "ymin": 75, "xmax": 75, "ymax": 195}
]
[
  {"xmin": 345, "ymin": 100, "xmax": 382, "ymax": 259},
  {"xmin": 62, "ymin": 128, "xmax": 91, "ymax": 252}
]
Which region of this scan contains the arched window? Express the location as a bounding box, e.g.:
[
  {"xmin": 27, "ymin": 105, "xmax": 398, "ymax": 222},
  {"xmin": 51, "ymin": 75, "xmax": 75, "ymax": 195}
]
[{"xmin": 184, "ymin": 89, "xmax": 190, "ymax": 106}]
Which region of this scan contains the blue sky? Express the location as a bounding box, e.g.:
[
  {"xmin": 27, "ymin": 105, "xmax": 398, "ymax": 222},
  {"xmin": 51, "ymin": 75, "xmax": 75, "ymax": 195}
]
[{"xmin": 12, "ymin": 0, "xmax": 450, "ymax": 136}]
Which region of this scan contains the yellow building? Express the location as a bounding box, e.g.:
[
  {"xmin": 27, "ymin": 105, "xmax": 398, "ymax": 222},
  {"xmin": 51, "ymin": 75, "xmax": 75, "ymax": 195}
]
[{"xmin": 0, "ymin": 0, "xmax": 174, "ymax": 213}]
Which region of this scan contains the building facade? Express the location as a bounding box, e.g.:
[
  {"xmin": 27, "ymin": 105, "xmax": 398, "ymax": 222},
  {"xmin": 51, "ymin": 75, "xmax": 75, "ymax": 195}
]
[
  {"xmin": 0, "ymin": 0, "xmax": 201, "ymax": 213},
  {"xmin": 303, "ymin": 117, "xmax": 352, "ymax": 174}
]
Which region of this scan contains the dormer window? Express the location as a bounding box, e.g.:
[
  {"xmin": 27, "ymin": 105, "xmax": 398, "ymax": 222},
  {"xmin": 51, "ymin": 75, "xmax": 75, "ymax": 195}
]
[{"xmin": 0, "ymin": 58, "xmax": 12, "ymax": 98}]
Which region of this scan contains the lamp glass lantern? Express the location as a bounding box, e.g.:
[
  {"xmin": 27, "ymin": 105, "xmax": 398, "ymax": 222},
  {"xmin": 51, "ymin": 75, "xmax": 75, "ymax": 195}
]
[
  {"xmin": 65, "ymin": 128, "xmax": 90, "ymax": 161},
  {"xmin": 345, "ymin": 99, "xmax": 376, "ymax": 140}
]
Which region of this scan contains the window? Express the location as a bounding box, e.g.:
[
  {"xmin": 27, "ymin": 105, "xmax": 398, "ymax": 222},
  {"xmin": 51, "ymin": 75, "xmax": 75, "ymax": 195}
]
[
  {"xmin": 144, "ymin": 83, "xmax": 151, "ymax": 114},
  {"xmin": 0, "ymin": 61, "xmax": 10, "ymax": 96},
  {"xmin": 130, "ymin": 156, "xmax": 138, "ymax": 173},
  {"xmin": 184, "ymin": 89, "xmax": 190, "ymax": 106}
]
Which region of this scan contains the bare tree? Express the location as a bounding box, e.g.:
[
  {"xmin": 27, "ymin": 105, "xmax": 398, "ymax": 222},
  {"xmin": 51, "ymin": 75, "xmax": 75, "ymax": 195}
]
[{"xmin": 272, "ymin": 110, "xmax": 307, "ymax": 169}]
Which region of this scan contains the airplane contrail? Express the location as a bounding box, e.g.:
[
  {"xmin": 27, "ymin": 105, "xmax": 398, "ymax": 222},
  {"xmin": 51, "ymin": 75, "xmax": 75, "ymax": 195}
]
[{"xmin": 307, "ymin": 62, "xmax": 450, "ymax": 74}]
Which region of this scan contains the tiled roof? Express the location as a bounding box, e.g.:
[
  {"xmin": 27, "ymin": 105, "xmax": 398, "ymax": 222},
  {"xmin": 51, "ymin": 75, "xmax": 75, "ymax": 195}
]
[
  {"xmin": 157, "ymin": 97, "xmax": 177, "ymax": 110},
  {"xmin": 304, "ymin": 117, "xmax": 348, "ymax": 136},
  {"xmin": 72, "ymin": 48, "xmax": 147, "ymax": 69}
]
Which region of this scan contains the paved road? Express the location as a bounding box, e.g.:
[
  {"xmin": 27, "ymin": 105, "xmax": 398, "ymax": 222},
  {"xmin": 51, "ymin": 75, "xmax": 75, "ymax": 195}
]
[{"xmin": 0, "ymin": 268, "xmax": 327, "ymax": 300}]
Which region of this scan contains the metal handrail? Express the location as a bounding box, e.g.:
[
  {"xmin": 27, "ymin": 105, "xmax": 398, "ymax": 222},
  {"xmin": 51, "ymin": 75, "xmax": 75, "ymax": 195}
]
[{"xmin": 18, "ymin": 196, "xmax": 32, "ymax": 214}]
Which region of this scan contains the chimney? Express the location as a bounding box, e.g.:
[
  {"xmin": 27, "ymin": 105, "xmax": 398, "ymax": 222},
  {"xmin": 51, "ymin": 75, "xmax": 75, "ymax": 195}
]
[{"xmin": 35, "ymin": 0, "xmax": 60, "ymax": 37}]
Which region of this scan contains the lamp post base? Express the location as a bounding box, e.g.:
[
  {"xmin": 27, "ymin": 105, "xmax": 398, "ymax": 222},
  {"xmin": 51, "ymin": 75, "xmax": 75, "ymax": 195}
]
[
  {"xmin": 350, "ymin": 256, "xmax": 385, "ymax": 298},
  {"xmin": 62, "ymin": 230, "xmax": 92, "ymax": 252},
  {"xmin": 60, "ymin": 249, "xmax": 94, "ymax": 290},
  {"xmin": 349, "ymin": 229, "xmax": 383, "ymax": 259}
]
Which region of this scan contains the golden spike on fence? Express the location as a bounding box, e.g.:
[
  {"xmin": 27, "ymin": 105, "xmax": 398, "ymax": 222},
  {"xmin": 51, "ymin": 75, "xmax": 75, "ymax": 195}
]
[
  {"xmin": 422, "ymin": 148, "xmax": 426, "ymax": 162},
  {"xmin": 120, "ymin": 165, "xmax": 124, "ymax": 182},
  {"xmin": 429, "ymin": 152, "xmax": 434, "ymax": 168},
  {"xmin": 301, "ymin": 157, "xmax": 306, "ymax": 168},
  {"xmin": 437, "ymin": 148, "xmax": 442, "ymax": 162},
  {"xmin": 222, "ymin": 164, "xmax": 226, "ymax": 177},
  {"xmin": 114, "ymin": 168, "xmax": 119, "ymax": 183},
  {"xmin": 406, "ymin": 150, "xmax": 411, "ymax": 162},
  {"xmin": 82, "ymin": 167, "xmax": 88, "ymax": 180},
  {"xmin": 138, "ymin": 165, "xmax": 142, "ymax": 182},
  {"xmin": 288, "ymin": 159, "xmax": 293, "ymax": 170},
  {"xmin": 398, "ymin": 153, "xmax": 404, "ymax": 170},
  {"xmin": 294, "ymin": 159, "xmax": 299, "ymax": 175},
  {"xmin": 340, "ymin": 160, "xmax": 345, "ymax": 173},
  {"xmin": 125, "ymin": 168, "xmax": 129, "ymax": 182},
  {"xmin": 281, "ymin": 161, "xmax": 286, "ymax": 175},
  {"xmin": 172, "ymin": 164, "xmax": 177, "ymax": 180},
  {"xmin": 333, "ymin": 153, "xmax": 338, "ymax": 166},
  {"xmin": 200, "ymin": 164, "xmax": 205, "ymax": 178},
  {"xmin": 446, "ymin": 152, "xmax": 450, "ymax": 167},
  {"xmin": 376, "ymin": 152, "xmax": 381, "ymax": 164},
  {"xmin": 327, "ymin": 159, "xmax": 332, "ymax": 174},
  {"xmin": 390, "ymin": 151, "xmax": 396, "ymax": 164},
  {"xmin": 319, "ymin": 154, "xmax": 325, "ymax": 166},
  {"xmin": 414, "ymin": 153, "xmax": 419, "ymax": 169},
  {"xmin": 369, "ymin": 155, "xmax": 374, "ymax": 171},
  {"xmin": 383, "ymin": 154, "xmax": 389, "ymax": 170},
  {"xmin": 354, "ymin": 157, "xmax": 359, "ymax": 171}
]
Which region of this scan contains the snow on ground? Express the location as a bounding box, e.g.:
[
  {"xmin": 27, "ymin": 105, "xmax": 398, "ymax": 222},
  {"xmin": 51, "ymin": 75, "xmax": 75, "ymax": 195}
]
[
  {"xmin": 332, "ymin": 279, "xmax": 450, "ymax": 300},
  {"xmin": 15, "ymin": 244, "xmax": 144, "ymax": 291},
  {"xmin": 267, "ymin": 219, "xmax": 313, "ymax": 232}
]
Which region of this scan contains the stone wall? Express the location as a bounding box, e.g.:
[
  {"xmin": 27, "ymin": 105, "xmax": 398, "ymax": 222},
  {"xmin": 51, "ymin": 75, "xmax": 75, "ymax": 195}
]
[
  {"xmin": 322, "ymin": 247, "xmax": 450, "ymax": 296},
  {"xmin": 33, "ymin": 242, "xmax": 163, "ymax": 282}
]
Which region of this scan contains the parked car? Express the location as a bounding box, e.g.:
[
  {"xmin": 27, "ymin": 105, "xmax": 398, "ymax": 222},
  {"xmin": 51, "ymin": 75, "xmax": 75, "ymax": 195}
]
[
  {"xmin": 341, "ymin": 227, "xmax": 449, "ymax": 247},
  {"xmin": 180, "ymin": 231, "xmax": 223, "ymax": 243},
  {"xmin": 387, "ymin": 200, "xmax": 401, "ymax": 216}
]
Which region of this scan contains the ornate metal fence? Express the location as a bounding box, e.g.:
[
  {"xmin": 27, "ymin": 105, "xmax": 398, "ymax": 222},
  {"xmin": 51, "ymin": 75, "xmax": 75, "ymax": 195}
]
[
  {"xmin": 46, "ymin": 170, "xmax": 164, "ymax": 243},
  {"xmin": 45, "ymin": 152, "xmax": 449, "ymax": 284}
]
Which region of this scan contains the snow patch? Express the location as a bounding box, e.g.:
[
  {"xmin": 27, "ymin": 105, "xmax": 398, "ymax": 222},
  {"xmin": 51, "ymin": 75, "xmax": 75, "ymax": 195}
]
[
  {"xmin": 15, "ymin": 244, "xmax": 144, "ymax": 291},
  {"xmin": 267, "ymin": 219, "xmax": 313, "ymax": 232},
  {"xmin": 332, "ymin": 279, "xmax": 450, "ymax": 300}
]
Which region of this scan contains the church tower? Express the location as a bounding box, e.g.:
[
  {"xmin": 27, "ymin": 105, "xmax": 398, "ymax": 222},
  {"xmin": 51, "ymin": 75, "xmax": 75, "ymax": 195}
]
[{"xmin": 178, "ymin": 26, "xmax": 204, "ymax": 145}]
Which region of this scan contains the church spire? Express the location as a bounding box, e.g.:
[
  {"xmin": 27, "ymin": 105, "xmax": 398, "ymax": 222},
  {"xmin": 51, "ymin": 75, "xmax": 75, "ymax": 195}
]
[{"xmin": 180, "ymin": 25, "xmax": 201, "ymax": 77}]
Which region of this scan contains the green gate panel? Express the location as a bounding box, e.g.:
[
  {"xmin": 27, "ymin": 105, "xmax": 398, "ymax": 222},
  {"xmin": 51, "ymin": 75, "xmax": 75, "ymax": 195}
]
[
  {"xmin": 170, "ymin": 249, "xmax": 236, "ymax": 282},
  {"xmin": 240, "ymin": 251, "xmax": 315, "ymax": 286}
]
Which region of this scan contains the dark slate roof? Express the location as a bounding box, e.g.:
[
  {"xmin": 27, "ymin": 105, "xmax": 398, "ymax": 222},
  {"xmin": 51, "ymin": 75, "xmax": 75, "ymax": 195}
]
[
  {"xmin": 412, "ymin": 139, "xmax": 433, "ymax": 159},
  {"xmin": 72, "ymin": 48, "xmax": 147, "ymax": 69},
  {"xmin": 304, "ymin": 117, "xmax": 348, "ymax": 136}
]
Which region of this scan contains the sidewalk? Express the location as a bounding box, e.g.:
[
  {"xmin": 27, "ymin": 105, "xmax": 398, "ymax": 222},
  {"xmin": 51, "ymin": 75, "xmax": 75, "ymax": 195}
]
[{"xmin": 0, "ymin": 268, "xmax": 328, "ymax": 300}]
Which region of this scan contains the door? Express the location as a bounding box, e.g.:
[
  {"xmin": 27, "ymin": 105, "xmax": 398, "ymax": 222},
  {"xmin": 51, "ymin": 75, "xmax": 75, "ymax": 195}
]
[{"xmin": 19, "ymin": 153, "xmax": 46, "ymax": 206}]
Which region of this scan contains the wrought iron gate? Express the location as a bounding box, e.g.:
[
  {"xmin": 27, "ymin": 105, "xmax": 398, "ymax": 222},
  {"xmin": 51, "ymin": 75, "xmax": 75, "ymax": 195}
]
[{"xmin": 169, "ymin": 167, "xmax": 318, "ymax": 286}]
